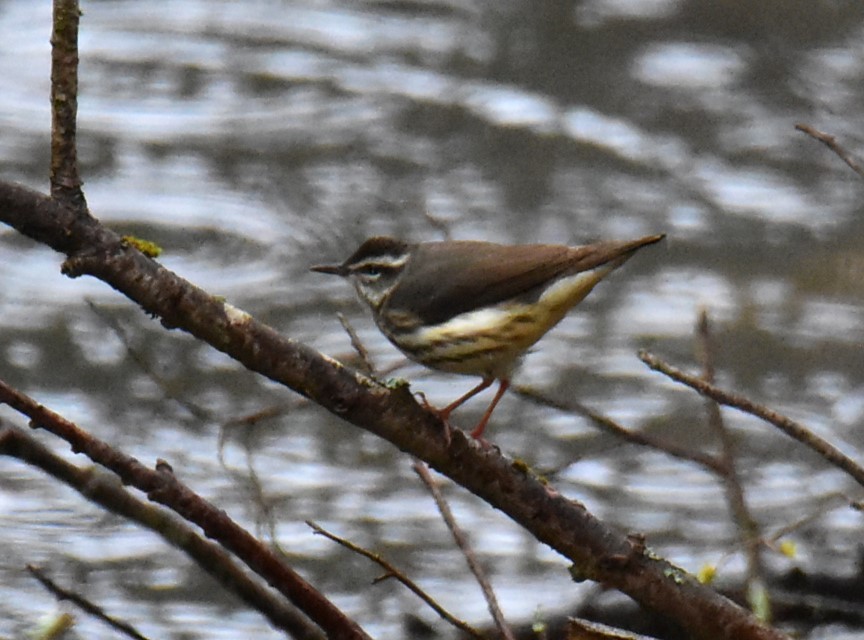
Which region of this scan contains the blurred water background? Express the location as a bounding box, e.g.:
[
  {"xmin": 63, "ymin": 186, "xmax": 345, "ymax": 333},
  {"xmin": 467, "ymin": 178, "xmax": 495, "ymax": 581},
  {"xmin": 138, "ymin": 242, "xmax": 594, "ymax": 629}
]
[{"xmin": 1, "ymin": 0, "xmax": 864, "ymax": 638}]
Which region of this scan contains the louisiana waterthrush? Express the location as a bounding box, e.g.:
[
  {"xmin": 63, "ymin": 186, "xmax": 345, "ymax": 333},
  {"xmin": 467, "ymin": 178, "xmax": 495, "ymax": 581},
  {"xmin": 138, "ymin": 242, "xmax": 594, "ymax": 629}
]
[{"xmin": 312, "ymin": 233, "xmax": 664, "ymax": 439}]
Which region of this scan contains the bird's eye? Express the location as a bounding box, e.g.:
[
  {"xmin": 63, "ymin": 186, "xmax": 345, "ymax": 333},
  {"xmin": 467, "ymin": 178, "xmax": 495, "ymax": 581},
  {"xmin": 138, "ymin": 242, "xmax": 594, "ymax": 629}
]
[{"xmin": 358, "ymin": 265, "xmax": 387, "ymax": 280}]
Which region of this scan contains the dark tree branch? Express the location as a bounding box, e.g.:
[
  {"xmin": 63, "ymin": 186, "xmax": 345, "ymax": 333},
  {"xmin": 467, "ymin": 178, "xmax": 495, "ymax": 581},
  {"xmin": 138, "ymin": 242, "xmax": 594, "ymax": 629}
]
[
  {"xmin": 0, "ymin": 388, "xmax": 369, "ymax": 640},
  {"xmin": 50, "ymin": 0, "xmax": 87, "ymax": 209},
  {"xmin": 0, "ymin": 180, "xmax": 788, "ymax": 640},
  {"xmin": 0, "ymin": 422, "xmax": 324, "ymax": 640}
]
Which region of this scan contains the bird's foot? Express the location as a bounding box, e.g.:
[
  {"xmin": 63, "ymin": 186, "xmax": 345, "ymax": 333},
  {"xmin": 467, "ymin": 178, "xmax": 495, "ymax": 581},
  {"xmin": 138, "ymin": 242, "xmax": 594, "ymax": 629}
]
[{"xmin": 416, "ymin": 392, "xmax": 452, "ymax": 446}]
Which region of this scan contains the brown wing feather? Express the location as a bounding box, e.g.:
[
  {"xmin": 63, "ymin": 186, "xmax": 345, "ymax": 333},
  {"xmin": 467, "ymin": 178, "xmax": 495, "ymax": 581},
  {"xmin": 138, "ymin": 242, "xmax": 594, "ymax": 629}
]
[{"xmin": 387, "ymin": 235, "xmax": 663, "ymax": 325}]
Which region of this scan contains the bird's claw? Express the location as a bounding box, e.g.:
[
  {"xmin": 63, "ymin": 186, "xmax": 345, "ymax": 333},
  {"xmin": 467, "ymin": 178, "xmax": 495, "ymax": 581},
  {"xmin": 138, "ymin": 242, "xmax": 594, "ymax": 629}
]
[{"xmin": 416, "ymin": 391, "xmax": 452, "ymax": 446}]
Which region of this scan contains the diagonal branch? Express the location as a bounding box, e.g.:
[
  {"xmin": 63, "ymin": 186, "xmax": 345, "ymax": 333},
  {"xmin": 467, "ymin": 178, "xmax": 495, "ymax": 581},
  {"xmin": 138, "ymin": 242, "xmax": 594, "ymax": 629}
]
[
  {"xmin": 27, "ymin": 564, "xmax": 151, "ymax": 640},
  {"xmin": 639, "ymin": 349, "xmax": 864, "ymax": 489},
  {"xmin": 0, "ymin": 180, "xmax": 787, "ymax": 640},
  {"xmin": 795, "ymin": 123, "xmax": 864, "ymax": 180},
  {"xmin": 0, "ymin": 422, "xmax": 325, "ymax": 640},
  {"xmin": 0, "ymin": 384, "xmax": 370, "ymax": 640},
  {"xmin": 515, "ymin": 383, "xmax": 726, "ymax": 473},
  {"xmin": 412, "ymin": 460, "xmax": 514, "ymax": 640}
]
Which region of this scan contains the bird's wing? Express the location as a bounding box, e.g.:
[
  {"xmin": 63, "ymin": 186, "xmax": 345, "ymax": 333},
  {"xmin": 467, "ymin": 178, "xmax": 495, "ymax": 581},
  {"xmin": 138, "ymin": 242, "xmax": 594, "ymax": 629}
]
[{"xmin": 388, "ymin": 236, "xmax": 662, "ymax": 325}]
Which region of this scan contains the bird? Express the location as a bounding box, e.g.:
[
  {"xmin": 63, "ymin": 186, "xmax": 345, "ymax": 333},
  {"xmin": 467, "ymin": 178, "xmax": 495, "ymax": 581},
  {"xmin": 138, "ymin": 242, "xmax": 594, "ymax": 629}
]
[{"xmin": 311, "ymin": 233, "xmax": 664, "ymax": 440}]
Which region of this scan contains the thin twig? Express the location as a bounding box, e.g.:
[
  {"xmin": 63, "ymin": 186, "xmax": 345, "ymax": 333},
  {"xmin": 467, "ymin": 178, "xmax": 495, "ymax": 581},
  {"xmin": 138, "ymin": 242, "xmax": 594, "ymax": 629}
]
[
  {"xmin": 568, "ymin": 616, "xmax": 661, "ymax": 639},
  {"xmin": 795, "ymin": 123, "xmax": 864, "ymax": 180},
  {"xmin": 422, "ymin": 210, "xmax": 454, "ymax": 240},
  {"xmin": 695, "ymin": 310, "xmax": 767, "ymax": 618},
  {"xmin": 639, "ymin": 350, "xmax": 864, "ymax": 489},
  {"xmin": 307, "ymin": 521, "xmax": 486, "ymax": 639},
  {"xmin": 412, "ymin": 460, "xmax": 516, "ymax": 640},
  {"xmin": 28, "ymin": 564, "xmax": 150, "ymax": 640},
  {"xmin": 337, "ymin": 312, "xmax": 377, "ymax": 375},
  {"xmin": 334, "ymin": 312, "xmax": 407, "ymax": 376},
  {"xmin": 514, "ymin": 384, "xmax": 726, "ymax": 474},
  {"xmin": 86, "ymin": 300, "xmax": 212, "ymax": 422}
]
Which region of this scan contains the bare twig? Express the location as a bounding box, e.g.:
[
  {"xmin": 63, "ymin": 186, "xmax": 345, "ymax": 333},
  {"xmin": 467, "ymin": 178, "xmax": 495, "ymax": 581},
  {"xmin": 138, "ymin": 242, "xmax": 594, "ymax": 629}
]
[
  {"xmin": 695, "ymin": 311, "xmax": 768, "ymax": 619},
  {"xmin": 765, "ymin": 491, "xmax": 850, "ymax": 545},
  {"xmin": 422, "ymin": 210, "xmax": 454, "ymax": 240},
  {"xmin": 639, "ymin": 350, "xmax": 864, "ymax": 489},
  {"xmin": 795, "ymin": 123, "xmax": 864, "ymax": 180},
  {"xmin": 50, "ymin": 0, "xmax": 87, "ymax": 209},
  {"xmin": 221, "ymin": 404, "xmax": 296, "ymax": 429},
  {"xmin": 514, "ymin": 384, "xmax": 726, "ymax": 474},
  {"xmin": 337, "ymin": 312, "xmax": 377, "ymax": 375},
  {"xmin": 85, "ymin": 300, "xmax": 212, "ymax": 422},
  {"xmin": 27, "ymin": 564, "xmax": 150, "ymax": 640},
  {"xmin": 412, "ymin": 460, "xmax": 515, "ymax": 640},
  {"xmin": 568, "ymin": 617, "xmax": 662, "ymax": 639},
  {"xmin": 334, "ymin": 313, "xmax": 405, "ymax": 378},
  {"xmin": 307, "ymin": 521, "xmax": 486, "ymax": 639}
]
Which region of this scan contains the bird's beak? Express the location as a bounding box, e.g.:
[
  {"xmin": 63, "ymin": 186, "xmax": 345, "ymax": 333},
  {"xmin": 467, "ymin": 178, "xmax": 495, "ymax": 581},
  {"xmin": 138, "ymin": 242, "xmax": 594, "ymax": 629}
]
[{"xmin": 310, "ymin": 263, "xmax": 346, "ymax": 276}]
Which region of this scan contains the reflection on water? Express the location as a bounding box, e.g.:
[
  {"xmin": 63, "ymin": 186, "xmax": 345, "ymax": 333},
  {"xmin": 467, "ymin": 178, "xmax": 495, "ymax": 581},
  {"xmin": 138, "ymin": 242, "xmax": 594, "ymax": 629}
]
[{"xmin": 2, "ymin": 0, "xmax": 864, "ymax": 637}]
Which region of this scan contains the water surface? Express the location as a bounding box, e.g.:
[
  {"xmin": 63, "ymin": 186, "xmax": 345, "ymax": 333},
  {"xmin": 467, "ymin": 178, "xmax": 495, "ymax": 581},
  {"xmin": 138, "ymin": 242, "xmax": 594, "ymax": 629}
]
[{"xmin": 2, "ymin": 1, "xmax": 864, "ymax": 637}]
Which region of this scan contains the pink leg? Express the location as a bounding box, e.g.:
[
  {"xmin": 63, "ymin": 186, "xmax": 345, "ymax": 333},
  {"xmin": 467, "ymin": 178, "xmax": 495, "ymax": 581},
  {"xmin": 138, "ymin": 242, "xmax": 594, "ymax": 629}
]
[
  {"xmin": 470, "ymin": 379, "xmax": 510, "ymax": 439},
  {"xmin": 438, "ymin": 377, "xmax": 494, "ymax": 421}
]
